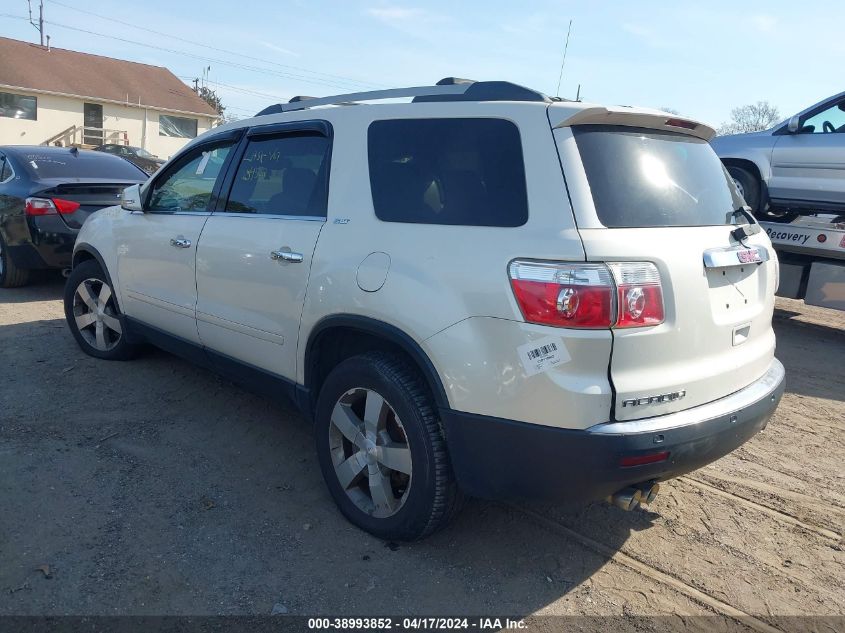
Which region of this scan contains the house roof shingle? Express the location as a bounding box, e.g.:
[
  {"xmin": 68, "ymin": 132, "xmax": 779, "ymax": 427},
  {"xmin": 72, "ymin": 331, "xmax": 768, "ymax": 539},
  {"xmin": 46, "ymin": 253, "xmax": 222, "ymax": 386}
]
[{"xmin": 0, "ymin": 36, "xmax": 218, "ymax": 117}]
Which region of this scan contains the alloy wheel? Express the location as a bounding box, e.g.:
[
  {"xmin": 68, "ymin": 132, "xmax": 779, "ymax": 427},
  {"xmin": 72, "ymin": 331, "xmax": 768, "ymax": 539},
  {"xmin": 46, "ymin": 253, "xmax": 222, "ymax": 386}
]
[
  {"xmin": 328, "ymin": 387, "xmax": 413, "ymax": 518},
  {"xmin": 72, "ymin": 277, "xmax": 122, "ymax": 351},
  {"xmin": 732, "ymin": 177, "xmax": 745, "ymax": 199}
]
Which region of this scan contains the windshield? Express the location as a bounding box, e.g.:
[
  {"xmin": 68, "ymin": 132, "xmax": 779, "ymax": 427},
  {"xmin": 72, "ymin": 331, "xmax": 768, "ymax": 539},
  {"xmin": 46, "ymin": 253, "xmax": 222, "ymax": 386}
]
[
  {"xmin": 19, "ymin": 150, "xmax": 146, "ymax": 180},
  {"xmin": 572, "ymin": 125, "xmax": 744, "ymax": 228},
  {"xmin": 134, "ymin": 148, "xmax": 156, "ymax": 159}
]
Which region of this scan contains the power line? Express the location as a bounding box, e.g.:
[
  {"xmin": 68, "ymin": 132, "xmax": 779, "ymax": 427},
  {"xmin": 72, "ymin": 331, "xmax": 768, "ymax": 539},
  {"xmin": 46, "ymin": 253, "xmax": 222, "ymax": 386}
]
[
  {"xmin": 46, "ymin": 0, "xmax": 384, "ymax": 90},
  {"xmin": 41, "ymin": 19, "xmax": 380, "ymax": 93},
  {"xmin": 176, "ymin": 75, "xmax": 291, "ymax": 103}
]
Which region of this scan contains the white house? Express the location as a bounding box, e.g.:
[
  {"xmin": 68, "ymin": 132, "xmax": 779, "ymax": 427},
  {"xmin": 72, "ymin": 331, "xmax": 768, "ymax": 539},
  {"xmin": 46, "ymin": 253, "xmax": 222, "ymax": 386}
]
[{"xmin": 0, "ymin": 36, "xmax": 219, "ymax": 159}]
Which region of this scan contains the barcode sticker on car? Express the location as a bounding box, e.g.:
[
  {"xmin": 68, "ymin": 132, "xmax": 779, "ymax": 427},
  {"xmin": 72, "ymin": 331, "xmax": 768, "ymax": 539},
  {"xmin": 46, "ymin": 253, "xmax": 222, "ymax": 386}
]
[{"xmin": 517, "ymin": 336, "xmax": 571, "ymax": 377}]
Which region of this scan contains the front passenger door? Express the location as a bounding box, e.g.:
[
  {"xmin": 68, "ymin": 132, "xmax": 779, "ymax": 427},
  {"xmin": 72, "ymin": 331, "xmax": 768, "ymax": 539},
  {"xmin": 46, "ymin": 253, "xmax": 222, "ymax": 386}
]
[
  {"xmin": 770, "ymin": 96, "xmax": 845, "ymax": 206},
  {"xmin": 117, "ymin": 138, "xmax": 236, "ymax": 343}
]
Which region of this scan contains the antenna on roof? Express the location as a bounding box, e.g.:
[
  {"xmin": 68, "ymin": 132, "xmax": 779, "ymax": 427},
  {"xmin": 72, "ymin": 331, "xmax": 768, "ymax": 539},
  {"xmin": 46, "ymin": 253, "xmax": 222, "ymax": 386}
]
[{"xmin": 555, "ymin": 19, "xmax": 573, "ymax": 98}]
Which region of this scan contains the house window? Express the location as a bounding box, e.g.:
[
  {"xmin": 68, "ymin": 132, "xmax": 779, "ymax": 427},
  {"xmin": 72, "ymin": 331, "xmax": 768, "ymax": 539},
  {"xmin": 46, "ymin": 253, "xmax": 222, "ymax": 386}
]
[
  {"xmin": 0, "ymin": 92, "xmax": 37, "ymax": 120},
  {"xmin": 159, "ymin": 115, "xmax": 198, "ymax": 138}
]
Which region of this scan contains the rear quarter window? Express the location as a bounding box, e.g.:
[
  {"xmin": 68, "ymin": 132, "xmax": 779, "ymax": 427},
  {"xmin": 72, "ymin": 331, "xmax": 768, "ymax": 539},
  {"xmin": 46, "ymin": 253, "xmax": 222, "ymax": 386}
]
[
  {"xmin": 368, "ymin": 118, "xmax": 528, "ymax": 227},
  {"xmin": 572, "ymin": 125, "xmax": 744, "ymax": 228}
]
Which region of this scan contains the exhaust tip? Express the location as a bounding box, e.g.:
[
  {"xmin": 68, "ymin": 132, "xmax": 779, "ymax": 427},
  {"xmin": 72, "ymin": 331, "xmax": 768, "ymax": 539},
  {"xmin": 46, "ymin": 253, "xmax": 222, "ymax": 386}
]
[
  {"xmin": 634, "ymin": 482, "xmax": 660, "ymax": 505},
  {"xmin": 61, "ymin": 268, "xmax": 71, "ymax": 278},
  {"xmin": 607, "ymin": 487, "xmax": 642, "ymax": 511}
]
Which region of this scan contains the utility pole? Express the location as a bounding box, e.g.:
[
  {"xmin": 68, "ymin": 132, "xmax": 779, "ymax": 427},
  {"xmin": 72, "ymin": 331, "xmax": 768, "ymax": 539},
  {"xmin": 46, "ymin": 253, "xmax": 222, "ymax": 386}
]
[{"xmin": 28, "ymin": 0, "xmax": 45, "ymax": 46}]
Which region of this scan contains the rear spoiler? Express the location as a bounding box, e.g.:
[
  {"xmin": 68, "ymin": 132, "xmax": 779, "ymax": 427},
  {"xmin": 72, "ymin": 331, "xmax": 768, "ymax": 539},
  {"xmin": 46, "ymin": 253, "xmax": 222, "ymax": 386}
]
[{"xmin": 551, "ymin": 106, "xmax": 716, "ymax": 141}]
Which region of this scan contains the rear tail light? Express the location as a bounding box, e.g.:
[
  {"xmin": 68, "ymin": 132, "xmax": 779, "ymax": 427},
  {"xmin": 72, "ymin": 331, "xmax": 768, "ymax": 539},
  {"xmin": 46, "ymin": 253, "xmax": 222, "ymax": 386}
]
[
  {"xmin": 25, "ymin": 197, "xmax": 81, "ymax": 216},
  {"xmin": 508, "ymin": 261, "xmax": 615, "ymax": 328},
  {"xmin": 608, "ymin": 262, "xmax": 664, "ymax": 328},
  {"xmin": 508, "ymin": 260, "xmax": 664, "ymax": 329}
]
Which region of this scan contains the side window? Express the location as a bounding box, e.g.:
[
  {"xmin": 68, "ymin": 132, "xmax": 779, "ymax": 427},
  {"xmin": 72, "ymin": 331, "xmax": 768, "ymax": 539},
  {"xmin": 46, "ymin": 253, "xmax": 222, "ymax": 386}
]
[
  {"xmin": 368, "ymin": 118, "xmax": 528, "ymax": 227},
  {"xmin": 802, "ymin": 98, "xmax": 845, "ymax": 134},
  {"xmin": 224, "ymin": 133, "xmax": 330, "ymax": 216},
  {"xmin": 0, "ymin": 157, "xmax": 11, "ymax": 182},
  {"xmin": 148, "ymin": 142, "xmax": 234, "ymax": 212}
]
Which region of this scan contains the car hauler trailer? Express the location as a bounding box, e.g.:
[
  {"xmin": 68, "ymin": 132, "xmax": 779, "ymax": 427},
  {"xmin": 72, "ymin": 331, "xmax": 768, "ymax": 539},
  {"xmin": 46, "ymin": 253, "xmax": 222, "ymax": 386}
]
[{"xmin": 761, "ymin": 215, "xmax": 845, "ymax": 311}]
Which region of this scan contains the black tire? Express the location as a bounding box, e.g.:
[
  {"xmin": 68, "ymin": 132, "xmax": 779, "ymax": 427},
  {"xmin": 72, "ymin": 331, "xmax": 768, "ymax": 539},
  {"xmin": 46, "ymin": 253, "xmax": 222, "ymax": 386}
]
[
  {"xmin": 727, "ymin": 166, "xmax": 762, "ymax": 213},
  {"xmin": 0, "ymin": 232, "xmax": 30, "ymax": 288},
  {"xmin": 728, "ymin": 166, "xmax": 799, "ymax": 223},
  {"xmin": 315, "ymin": 352, "xmax": 463, "ymax": 541},
  {"xmin": 64, "ymin": 260, "xmax": 139, "ymax": 360}
]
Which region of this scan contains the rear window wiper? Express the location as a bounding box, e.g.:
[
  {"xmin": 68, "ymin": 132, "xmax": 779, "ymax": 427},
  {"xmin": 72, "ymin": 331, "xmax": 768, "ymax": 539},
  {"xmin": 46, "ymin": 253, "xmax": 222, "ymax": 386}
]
[{"xmin": 729, "ymin": 206, "xmax": 762, "ymax": 242}]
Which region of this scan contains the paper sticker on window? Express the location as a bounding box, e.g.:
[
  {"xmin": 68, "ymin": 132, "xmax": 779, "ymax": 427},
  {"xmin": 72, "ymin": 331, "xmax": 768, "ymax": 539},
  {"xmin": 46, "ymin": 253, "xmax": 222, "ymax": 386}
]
[
  {"xmin": 517, "ymin": 336, "xmax": 570, "ymax": 377},
  {"xmin": 195, "ymin": 151, "xmax": 211, "ymax": 175}
]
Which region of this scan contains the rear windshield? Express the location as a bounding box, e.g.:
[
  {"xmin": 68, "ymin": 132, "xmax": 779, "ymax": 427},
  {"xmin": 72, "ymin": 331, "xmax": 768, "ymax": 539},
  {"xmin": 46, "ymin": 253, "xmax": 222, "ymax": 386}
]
[
  {"xmin": 572, "ymin": 125, "xmax": 743, "ymax": 228},
  {"xmin": 17, "ymin": 150, "xmax": 146, "ymax": 180}
]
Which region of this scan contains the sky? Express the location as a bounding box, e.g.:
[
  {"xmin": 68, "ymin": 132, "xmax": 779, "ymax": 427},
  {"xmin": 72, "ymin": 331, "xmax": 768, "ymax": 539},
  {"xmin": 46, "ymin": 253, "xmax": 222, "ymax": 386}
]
[{"xmin": 1, "ymin": 0, "xmax": 842, "ymax": 126}]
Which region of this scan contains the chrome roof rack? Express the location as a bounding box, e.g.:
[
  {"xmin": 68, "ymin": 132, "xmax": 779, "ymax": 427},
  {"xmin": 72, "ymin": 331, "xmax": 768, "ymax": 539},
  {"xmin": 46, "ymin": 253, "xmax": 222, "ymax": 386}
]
[{"xmin": 255, "ymin": 78, "xmax": 553, "ymax": 116}]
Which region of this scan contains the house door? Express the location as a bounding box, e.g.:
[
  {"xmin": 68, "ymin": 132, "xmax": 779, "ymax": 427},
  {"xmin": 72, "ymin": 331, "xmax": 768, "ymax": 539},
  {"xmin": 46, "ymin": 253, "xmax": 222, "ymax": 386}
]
[{"xmin": 83, "ymin": 103, "xmax": 103, "ymax": 146}]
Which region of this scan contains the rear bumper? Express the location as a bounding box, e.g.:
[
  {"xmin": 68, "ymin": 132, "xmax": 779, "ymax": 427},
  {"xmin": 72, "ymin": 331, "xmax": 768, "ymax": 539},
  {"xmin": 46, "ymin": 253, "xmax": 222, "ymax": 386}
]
[
  {"xmin": 440, "ymin": 358, "xmax": 785, "ymax": 503},
  {"xmin": 6, "ymin": 216, "xmax": 77, "ymax": 270}
]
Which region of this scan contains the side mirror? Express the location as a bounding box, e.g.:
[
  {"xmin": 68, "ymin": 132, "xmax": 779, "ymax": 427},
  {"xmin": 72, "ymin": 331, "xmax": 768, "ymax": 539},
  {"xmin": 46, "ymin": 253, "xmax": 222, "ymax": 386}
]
[
  {"xmin": 121, "ymin": 184, "xmax": 143, "ymax": 212},
  {"xmin": 787, "ymin": 115, "xmax": 801, "ymax": 133}
]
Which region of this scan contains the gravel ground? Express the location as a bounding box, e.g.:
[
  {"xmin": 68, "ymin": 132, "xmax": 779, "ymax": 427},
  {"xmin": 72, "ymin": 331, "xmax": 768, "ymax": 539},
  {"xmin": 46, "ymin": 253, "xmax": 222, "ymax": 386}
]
[{"xmin": 1, "ymin": 276, "xmax": 843, "ymax": 626}]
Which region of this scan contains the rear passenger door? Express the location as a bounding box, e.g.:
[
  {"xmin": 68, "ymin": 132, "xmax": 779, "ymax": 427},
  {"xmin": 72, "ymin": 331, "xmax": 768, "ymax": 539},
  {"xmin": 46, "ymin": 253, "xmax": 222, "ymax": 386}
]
[{"xmin": 195, "ymin": 121, "xmax": 331, "ymax": 381}]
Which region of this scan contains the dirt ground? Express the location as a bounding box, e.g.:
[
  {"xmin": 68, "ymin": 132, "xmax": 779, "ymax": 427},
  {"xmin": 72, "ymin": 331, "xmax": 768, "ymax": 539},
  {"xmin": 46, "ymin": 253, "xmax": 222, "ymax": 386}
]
[{"xmin": 1, "ymin": 276, "xmax": 843, "ymax": 629}]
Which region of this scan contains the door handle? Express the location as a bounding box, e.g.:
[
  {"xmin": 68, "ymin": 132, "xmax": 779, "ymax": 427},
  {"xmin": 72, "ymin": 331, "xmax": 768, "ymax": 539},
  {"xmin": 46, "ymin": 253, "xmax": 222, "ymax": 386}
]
[
  {"xmin": 170, "ymin": 237, "xmax": 192, "ymax": 249},
  {"xmin": 270, "ymin": 249, "xmax": 304, "ymax": 263}
]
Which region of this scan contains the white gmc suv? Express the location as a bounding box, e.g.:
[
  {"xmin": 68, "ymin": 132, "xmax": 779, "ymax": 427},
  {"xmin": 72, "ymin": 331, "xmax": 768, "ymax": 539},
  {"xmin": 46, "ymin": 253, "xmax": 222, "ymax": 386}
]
[{"xmin": 64, "ymin": 78, "xmax": 786, "ymax": 541}]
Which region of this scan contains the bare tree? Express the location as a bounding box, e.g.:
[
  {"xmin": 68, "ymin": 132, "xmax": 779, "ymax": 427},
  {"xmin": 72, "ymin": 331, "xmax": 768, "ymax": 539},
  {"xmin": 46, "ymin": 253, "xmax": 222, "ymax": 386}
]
[
  {"xmin": 660, "ymin": 107, "xmax": 681, "ymax": 115},
  {"xmin": 718, "ymin": 101, "xmax": 780, "ymax": 135}
]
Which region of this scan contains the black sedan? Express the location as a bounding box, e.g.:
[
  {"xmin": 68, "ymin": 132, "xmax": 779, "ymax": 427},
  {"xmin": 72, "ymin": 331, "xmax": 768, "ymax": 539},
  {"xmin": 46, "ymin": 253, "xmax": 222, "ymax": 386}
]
[
  {"xmin": 93, "ymin": 144, "xmax": 166, "ymax": 175},
  {"xmin": 0, "ymin": 146, "xmax": 147, "ymax": 287}
]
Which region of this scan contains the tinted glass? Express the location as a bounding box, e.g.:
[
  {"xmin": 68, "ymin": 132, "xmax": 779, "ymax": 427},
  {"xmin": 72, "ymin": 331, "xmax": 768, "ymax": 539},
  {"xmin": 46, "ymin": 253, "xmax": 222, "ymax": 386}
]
[
  {"xmin": 573, "ymin": 125, "xmax": 744, "ymax": 228},
  {"xmin": 160, "ymin": 115, "xmax": 198, "ymax": 138},
  {"xmin": 802, "ymin": 98, "xmax": 845, "ymax": 134},
  {"xmin": 17, "ymin": 150, "xmax": 146, "ymax": 180},
  {"xmin": 0, "ymin": 157, "xmax": 11, "ymax": 182},
  {"xmin": 148, "ymin": 142, "xmax": 233, "ymax": 212},
  {"xmin": 0, "ymin": 92, "xmax": 36, "ymax": 120},
  {"xmin": 368, "ymin": 118, "xmax": 528, "ymax": 227},
  {"xmin": 225, "ymin": 134, "xmax": 330, "ymax": 216}
]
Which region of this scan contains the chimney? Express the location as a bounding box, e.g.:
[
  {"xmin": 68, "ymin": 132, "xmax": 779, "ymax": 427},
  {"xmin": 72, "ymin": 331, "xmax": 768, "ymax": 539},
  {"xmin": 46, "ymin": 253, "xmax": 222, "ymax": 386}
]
[{"xmin": 46, "ymin": 35, "xmax": 51, "ymax": 52}]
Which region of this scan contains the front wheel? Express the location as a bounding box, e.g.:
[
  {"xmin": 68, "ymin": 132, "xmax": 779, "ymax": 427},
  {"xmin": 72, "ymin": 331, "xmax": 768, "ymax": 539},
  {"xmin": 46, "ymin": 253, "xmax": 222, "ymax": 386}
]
[
  {"xmin": 64, "ymin": 260, "xmax": 139, "ymax": 360},
  {"xmin": 314, "ymin": 352, "xmax": 462, "ymax": 541}
]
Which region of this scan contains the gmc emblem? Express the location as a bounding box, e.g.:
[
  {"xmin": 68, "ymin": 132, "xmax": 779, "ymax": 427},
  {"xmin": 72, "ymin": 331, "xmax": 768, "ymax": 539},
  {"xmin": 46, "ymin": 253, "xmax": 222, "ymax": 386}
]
[
  {"xmin": 622, "ymin": 390, "xmax": 687, "ymax": 407},
  {"xmin": 737, "ymin": 249, "xmax": 762, "ymax": 264}
]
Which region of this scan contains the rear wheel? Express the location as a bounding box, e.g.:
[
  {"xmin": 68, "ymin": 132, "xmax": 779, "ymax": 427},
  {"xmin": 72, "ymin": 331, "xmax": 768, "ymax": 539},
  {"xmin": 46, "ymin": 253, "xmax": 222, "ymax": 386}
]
[
  {"xmin": 315, "ymin": 352, "xmax": 462, "ymax": 541},
  {"xmin": 0, "ymin": 232, "xmax": 30, "ymax": 288},
  {"xmin": 64, "ymin": 260, "xmax": 139, "ymax": 360},
  {"xmin": 728, "ymin": 166, "xmax": 798, "ymax": 223}
]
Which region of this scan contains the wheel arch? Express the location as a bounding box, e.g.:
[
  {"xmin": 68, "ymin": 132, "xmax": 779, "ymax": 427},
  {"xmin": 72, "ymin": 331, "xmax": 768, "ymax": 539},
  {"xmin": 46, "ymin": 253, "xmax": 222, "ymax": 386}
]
[
  {"xmin": 72, "ymin": 243, "xmax": 118, "ymax": 299},
  {"xmin": 303, "ymin": 315, "xmax": 450, "ymax": 418}
]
